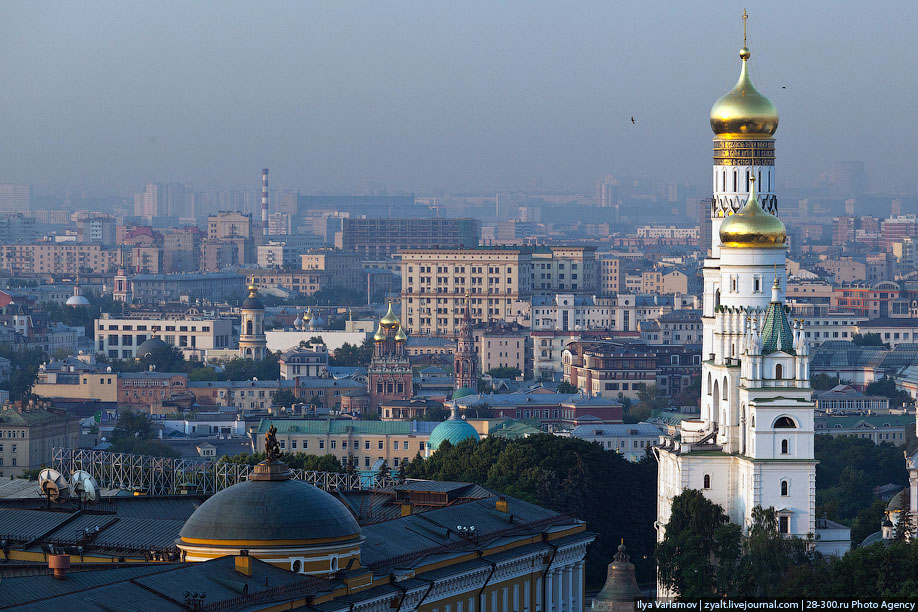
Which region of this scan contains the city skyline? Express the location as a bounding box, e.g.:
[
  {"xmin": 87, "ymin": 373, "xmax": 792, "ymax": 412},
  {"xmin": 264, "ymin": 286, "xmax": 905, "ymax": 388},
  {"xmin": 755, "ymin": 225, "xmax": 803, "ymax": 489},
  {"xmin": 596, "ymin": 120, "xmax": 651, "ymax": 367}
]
[{"xmin": 1, "ymin": 2, "xmax": 916, "ymax": 197}]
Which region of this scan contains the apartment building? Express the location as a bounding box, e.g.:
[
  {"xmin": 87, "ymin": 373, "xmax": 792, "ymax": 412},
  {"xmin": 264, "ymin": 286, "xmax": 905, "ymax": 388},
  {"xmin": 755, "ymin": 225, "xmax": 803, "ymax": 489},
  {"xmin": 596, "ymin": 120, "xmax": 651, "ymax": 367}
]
[
  {"xmin": 399, "ymin": 247, "xmax": 533, "ymax": 336},
  {"xmin": 530, "ymin": 247, "xmax": 598, "ymax": 294},
  {"xmin": 599, "ymin": 257, "xmax": 624, "ymax": 295},
  {"xmin": 32, "ymin": 359, "xmax": 118, "ymax": 402},
  {"xmin": 187, "ymin": 379, "xmax": 295, "ymax": 413},
  {"xmin": 475, "ymin": 321, "xmax": 531, "ymax": 377},
  {"xmin": 563, "ymin": 341, "xmax": 658, "ymax": 400},
  {"xmin": 121, "ymin": 271, "xmax": 247, "ymax": 303},
  {"xmin": 0, "ymin": 402, "xmax": 81, "ymax": 478},
  {"xmin": 95, "ymin": 314, "xmax": 234, "ymax": 360},
  {"xmin": 0, "ymin": 244, "xmax": 118, "ymax": 275},
  {"xmin": 300, "ymin": 250, "xmax": 363, "ymax": 292},
  {"xmin": 336, "ymin": 217, "xmax": 481, "ymax": 259}
]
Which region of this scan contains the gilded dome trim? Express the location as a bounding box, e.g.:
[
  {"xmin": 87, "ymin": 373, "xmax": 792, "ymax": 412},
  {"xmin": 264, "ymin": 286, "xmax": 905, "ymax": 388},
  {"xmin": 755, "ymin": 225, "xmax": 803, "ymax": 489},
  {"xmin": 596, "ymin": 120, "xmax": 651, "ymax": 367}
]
[{"xmin": 710, "ymin": 47, "xmax": 778, "ymax": 139}]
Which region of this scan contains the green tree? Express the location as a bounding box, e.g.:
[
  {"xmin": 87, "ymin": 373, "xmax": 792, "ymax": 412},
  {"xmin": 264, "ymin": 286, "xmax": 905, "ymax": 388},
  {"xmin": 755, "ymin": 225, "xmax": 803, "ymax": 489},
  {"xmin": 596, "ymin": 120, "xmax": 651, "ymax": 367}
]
[
  {"xmin": 557, "ymin": 381, "xmax": 578, "ymax": 394},
  {"xmin": 486, "ymin": 366, "xmax": 522, "ymax": 379},
  {"xmin": 656, "ymin": 489, "xmax": 738, "ymax": 599},
  {"xmin": 111, "ymin": 410, "xmax": 153, "ymax": 441},
  {"xmin": 866, "ymin": 377, "xmax": 911, "ymax": 407},
  {"xmin": 272, "ymin": 389, "xmax": 297, "ymax": 409},
  {"xmin": 853, "ymin": 332, "xmax": 886, "ymax": 347},
  {"xmin": 810, "ymin": 373, "xmax": 841, "ymax": 390},
  {"xmin": 0, "ymin": 345, "xmax": 46, "ymax": 400},
  {"xmin": 850, "ymin": 499, "xmax": 887, "ymax": 548},
  {"xmin": 329, "ymin": 339, "xmax": 374, "ymax": 367}
]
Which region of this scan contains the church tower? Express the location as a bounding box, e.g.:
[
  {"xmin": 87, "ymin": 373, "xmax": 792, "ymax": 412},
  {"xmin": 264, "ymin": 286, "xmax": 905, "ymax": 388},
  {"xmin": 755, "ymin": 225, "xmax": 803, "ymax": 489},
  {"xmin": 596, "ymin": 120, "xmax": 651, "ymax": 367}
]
[
  {"xmin": 654, "ymin": 13, "xmax": 840, "ymax": 557},
  {"xmin": 453, "ymin": 293, "xmax": 478, "ymax": 393},
  {"xmin": 239, "ymin": 279, "xmax": 267, "ymax": 360},
  {"xmin": 368, "ymin": 302, "xmax": 413, "ymax": 415}
]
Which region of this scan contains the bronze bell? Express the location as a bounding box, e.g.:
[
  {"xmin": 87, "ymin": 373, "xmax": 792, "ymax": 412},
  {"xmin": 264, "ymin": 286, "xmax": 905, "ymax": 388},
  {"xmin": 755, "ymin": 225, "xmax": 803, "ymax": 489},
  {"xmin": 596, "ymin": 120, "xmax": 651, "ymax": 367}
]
[{"xmin": 592, "ymin": 540, "xmax": 643, "ymax": 611}]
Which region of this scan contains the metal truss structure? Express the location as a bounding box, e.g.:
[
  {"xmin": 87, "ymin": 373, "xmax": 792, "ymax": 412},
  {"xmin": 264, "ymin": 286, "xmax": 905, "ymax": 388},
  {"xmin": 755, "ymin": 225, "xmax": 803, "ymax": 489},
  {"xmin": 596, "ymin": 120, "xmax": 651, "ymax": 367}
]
[{"xmin": 52, "ymin": 448, "xmax": 401, "ymax": 497}]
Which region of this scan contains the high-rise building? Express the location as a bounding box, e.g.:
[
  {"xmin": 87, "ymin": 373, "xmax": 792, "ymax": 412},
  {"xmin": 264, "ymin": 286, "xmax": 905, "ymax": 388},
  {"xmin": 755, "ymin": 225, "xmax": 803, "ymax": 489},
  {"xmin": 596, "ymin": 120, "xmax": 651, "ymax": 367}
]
[
  {"xmin": 654, "ymin": 26, "xmax": 845, "ymax": 571},
  {"xmin": 0, "ymin": 184, "xmax": 31, "ymax": 214},
  {"xmin": 336, "ymin": 217, "xmax": 481, "ymax": 260},
  {"xmin": 133, "ymin": 183, "xmax": 165, "ymax": 218}
]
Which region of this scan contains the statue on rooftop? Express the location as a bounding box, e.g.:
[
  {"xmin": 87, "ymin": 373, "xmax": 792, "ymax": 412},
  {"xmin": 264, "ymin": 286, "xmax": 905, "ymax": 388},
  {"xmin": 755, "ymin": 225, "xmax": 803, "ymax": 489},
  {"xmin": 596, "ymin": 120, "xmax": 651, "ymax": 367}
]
[{"xmin": 265, "ymin": 424, "xmax": 280, "ymax": 461}]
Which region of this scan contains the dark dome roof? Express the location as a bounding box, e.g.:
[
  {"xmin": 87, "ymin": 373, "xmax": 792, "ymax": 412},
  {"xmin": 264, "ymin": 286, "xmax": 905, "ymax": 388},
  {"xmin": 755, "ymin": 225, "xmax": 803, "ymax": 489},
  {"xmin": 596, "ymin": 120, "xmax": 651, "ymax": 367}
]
[
  {"xmin": 242, "ymin": 295, "xmax": 264, "ymax": 310},
  {"xmin": 136, "ymin": 337, "xmax": 169, "ymax": 358},
  {"xmin": 179, "ymin": 477, "xmax": 360, "ymax": 543}
]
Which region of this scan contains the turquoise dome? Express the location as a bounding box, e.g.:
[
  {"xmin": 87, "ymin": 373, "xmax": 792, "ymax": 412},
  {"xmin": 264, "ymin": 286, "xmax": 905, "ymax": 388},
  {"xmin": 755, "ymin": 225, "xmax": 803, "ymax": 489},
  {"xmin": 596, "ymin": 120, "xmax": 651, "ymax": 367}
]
[
  {"xmin": 452, "ymin": 387, "xmax": 477, "ymax": 400},
  {"xmin": 428, "ymin": 407, "xmax": 480, "ymax": 453}
]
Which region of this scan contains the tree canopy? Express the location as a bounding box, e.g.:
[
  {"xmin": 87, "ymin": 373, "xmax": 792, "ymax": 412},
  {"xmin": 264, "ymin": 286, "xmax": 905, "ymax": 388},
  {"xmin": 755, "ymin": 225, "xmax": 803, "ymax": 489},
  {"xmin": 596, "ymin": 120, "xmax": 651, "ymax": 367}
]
[
  {"xmin": 330, "ymin": 339, "xmax": 374, "ymax": 367},
  {"xmin": 219, "ymin": 451, "xmax": 345, "ymax": 473},
  {"xmin": 404, "ymin": 434, "xmax": 657, "ymax": 589}
]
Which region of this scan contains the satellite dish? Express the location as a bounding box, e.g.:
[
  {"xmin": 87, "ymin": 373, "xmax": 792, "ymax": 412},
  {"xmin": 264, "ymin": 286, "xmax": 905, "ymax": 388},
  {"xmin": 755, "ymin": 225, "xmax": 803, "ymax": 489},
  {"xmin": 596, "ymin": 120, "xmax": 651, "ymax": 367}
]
[
  {"xmin": 38, "ymin": 468, "xmax": 70, "ymax": 503},
  {"xmin": 71, "ymin": 470, "xmax": 100, "ymax": 504}
]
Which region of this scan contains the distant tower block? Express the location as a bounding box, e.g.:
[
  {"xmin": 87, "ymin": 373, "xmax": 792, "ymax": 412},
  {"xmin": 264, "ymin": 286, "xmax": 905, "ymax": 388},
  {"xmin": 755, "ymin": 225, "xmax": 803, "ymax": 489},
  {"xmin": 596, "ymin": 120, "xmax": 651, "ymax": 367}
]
[{"xmin": 261, "ymin": 168, "xmax": 269, "ymax": 240}]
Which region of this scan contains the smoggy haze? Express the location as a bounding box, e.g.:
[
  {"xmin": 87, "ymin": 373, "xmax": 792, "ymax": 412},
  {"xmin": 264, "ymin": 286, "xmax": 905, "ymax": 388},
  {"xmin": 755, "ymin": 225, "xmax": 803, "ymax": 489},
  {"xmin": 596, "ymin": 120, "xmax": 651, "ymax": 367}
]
[{"xmin": 1, "ymin": 1, "xmax": 915, "ymax": 194}]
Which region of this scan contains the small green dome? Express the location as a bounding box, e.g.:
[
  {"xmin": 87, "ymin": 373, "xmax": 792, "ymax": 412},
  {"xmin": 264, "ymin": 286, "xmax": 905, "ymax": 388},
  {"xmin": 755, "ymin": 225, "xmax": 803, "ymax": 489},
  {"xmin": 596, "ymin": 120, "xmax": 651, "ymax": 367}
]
[
  {"xmin": 452, "ymin": 387, "xmax": 476, "ymax": 400},
  {"xmin": 428, "ymin": 407, "xmax": 480, "ymax": 453}
]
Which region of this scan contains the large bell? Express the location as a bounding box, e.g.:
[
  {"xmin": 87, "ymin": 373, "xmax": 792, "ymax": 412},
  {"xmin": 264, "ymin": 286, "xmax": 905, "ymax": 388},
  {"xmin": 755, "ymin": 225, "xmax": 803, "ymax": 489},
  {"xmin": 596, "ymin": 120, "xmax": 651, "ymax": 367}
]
[{"xmin": 592, "ymin": 540, "xmax": 643, "ymax": 611}]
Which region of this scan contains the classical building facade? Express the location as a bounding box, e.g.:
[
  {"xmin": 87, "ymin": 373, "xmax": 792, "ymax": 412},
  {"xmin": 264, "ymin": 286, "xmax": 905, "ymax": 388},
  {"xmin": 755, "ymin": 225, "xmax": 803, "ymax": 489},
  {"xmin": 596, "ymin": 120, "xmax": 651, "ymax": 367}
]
[{"xmin": 654, "ymin": 31, "xmax": 847, "ymax": 559}]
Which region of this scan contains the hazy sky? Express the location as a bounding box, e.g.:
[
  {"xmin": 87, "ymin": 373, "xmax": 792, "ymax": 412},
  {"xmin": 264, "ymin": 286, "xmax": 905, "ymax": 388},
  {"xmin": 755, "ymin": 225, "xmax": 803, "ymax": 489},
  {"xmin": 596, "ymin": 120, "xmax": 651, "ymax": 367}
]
[{"xmin": 1, "ymin": 1, "xmax": 916, "ymax": 195}]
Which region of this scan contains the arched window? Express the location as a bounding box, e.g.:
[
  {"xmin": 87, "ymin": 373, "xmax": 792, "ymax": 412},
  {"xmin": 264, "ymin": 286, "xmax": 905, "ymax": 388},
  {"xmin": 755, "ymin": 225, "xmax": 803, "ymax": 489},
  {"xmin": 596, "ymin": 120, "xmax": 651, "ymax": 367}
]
[
  {"xmin": 746, "ymin": 169, "xmax": 750, "ymax": 191},
  {"xmin": 715, "ymin": 290, "xmax": 721, "ymax": 309},
  {"xmin": 722, "ymin": 170, "xmax": 726, "ymax": 191},
  {"xmin": 774, "ymin": 416, "xmax": 797, "ymax": 428},
  {"xmin": 758, "ymin": 170, "xmax": 762, "ymax": 187},
  {"xmin": 722, "ymin": 378, "xmax": 728, "ymax": 400},
  {"xmin": 733, "ymin": 170, "xmax": 737, "ymax": 192},
  {"xmin": 775, "ymin": 364, "xmax": 783, "ymax": 379},
  {"xmin": 781, "ymin": 439, "xmax": 789, "ymax": 454},
  {"xmin": 707, "ymin": 373, "xmax": 713, "ymax": 396},
  {"xmin": 781, "ymin": 480, "xmax": 789, "ymax": 496},
  {"xmin": 703, "ymin": 474, "xmax": 711, "ymax": 489},
  {"xmin": 246, "ymin": 320, "xmax": 253, "ymax": 335},
  {"xmin": 291, "ymin": 560, "xmax": 302, "ymax": 573}
]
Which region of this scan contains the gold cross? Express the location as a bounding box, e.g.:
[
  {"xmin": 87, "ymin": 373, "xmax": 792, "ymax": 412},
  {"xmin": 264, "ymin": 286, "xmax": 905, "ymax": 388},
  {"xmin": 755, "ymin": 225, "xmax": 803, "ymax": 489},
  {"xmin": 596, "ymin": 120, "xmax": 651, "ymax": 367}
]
[{"xmin": 743, "ymin": 9, "xmax": 748, "ymax": 46}]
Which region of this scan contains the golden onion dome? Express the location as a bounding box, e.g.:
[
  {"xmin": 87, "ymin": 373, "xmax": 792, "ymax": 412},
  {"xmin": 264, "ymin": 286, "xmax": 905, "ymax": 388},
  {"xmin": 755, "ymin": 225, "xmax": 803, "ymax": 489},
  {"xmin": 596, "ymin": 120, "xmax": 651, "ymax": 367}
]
[
  {"xmin": 394, "ymin": 325, "xmax": 408, "ymax": 342},
  {"xmin": 380, "ymin": 301, "xmax": 399, "ymax": 328},
  {"xmin": 303, "ymin": 306, "xmax": 312, "ymax": 322},
  {"xmin": 710, "ymin": 47, "xmax": 778, "ymax": 139},
  {"xmin": 719, "ymin": 177, "xmax": 786, "ymax": 248},
  {"xmin": 373, "ymin": 323, "xmax": 386, "ymax": 342}
]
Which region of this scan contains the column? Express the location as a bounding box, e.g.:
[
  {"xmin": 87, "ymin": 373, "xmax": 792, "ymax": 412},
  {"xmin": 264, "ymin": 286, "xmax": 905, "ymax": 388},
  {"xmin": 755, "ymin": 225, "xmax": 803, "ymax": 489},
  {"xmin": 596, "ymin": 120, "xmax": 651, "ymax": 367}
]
[
  {"xmin": 545, "ymin": 571, "xmax": 553, "ymax": 612},
  {"xmin": 564, "ymin": 564, "xmax": 573, "ymax": 612},
  {"xmin": 553, "ymin": 569, "xmax": 562, "ymax": 612},
  {"xmin": 572, "ymin": 562, "xmax": 583, "ymax": 612}
]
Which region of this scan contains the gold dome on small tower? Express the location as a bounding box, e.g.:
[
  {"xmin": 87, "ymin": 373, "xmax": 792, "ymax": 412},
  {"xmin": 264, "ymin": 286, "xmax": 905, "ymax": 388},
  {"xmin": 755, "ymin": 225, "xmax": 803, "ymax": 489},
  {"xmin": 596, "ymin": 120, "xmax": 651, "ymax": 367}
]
[
  {"xmin": 380, "ymin": 301, "xmax": 399, "ymax": 328},
  {"xmin": 373, "ymin": 322, "xmax": 386, "ymax": 343},
  {"xmin": 394, "ymin": 325, "xmax": 408, "ymax": 342},
  {"xmin": 710, "ymin": 12, "xmax": 778, "ymax": 139},
  {"xmin": 719, "ymin": 177, "xmax": 786, "ymax": 248}
]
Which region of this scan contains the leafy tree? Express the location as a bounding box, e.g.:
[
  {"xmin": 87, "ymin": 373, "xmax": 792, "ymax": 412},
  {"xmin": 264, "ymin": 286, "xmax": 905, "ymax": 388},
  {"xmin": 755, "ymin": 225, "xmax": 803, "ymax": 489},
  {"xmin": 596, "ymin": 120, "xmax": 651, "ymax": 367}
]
[
  {"xmin": 463, "ymin": 403, "xmax": 492, "ymax": 419},
  {"xmin": 486, "ymin": 366, "xmax": 521, "ymax": 379},
  {"xmin": 404, "ymin": 434, "xmax": 657, "ymax": 589},
  {"xmin": 378, "ymin": 460, "xmax": 390, "ymax": 478},
  {"xmin": 850, "ymin": 499, "xmax": 887, "ymax": 548},
  {"xmin": 656, "ymin": 489, "xmax": 737, "ymax": 598},
  {"xmin": 422, "ymin": 405, "xmax": 450, "ymax": 422},
  {"xmin": 853, "ymin": 332, "xmax": 886, "ymax": 347},
  {"xmin": 0, "ymin": 345, "xmax": 46, "ymax": 400},
  {"xmin": 272, "ymin": 389, "xmax": 297, "ymax": 409},
  {"xmin": 557, "ymin": 381, "xmax": 578, "ymax": 394},
  {"xmin": 672, "ymin": 377, "xmax": 701, "ymax": 408},
  {"xmin": 810, "ymin": 373, "xmax": 841, "ymax": 390},
  {"xmin": 330, "ymin": 339, "xmax": 374, "ymax": 367},
  {"xmin": 866, "ymin": 377, "xmax": 911, "ymax": 407},
  {"xmin": 111, "ymin": 410, "xmax": 153, "ymax": 441}
]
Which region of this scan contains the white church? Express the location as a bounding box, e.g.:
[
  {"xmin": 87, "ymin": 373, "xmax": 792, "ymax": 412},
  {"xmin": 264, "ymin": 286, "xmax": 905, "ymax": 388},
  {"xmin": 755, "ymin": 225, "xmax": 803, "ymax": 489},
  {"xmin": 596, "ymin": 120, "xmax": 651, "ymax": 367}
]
[{"xmin": 653, "ymin": 29, "xmax": 850, "ymax": 557}]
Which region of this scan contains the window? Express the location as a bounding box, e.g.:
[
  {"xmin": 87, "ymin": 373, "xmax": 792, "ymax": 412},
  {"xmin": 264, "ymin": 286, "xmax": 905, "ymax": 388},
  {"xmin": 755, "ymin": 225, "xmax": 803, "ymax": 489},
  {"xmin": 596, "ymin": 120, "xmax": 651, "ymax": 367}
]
[
  {"xmin": 364, "ymin": 440, "xmax": 370, "ymax": 450},
  {"xmin": 775, "ymin": 364, "xmax": 783, "ymax": 379},
  {"xmin": 394, "ymin": 441, "xmax": 399, "ymax": 450},
  {"xmin": 319, "ymin": 440, "xmax": 325, "ymax": 449},
  {"xmin": 378, "ymin": 440, "xmax": 384, "ymax": 450},
  {"xmin": 330, "ymin": 440, "xmax": 336, "ymax": 449},
  {"xmin": 781, "ymin": 439, "xmax": 789, "ymax": 454},
  {"xmin": 779, "ymin": 516, "xmax": 789, "ymax": 534},
  {"xmin": 774, "ymin": 417, "xmax": 796, "ymax": 428},
  {"xmin": 703, "ymin": 474, "xmax": 711, "ymax": 489},
  {"xmin": 781, "ymin": 480, "xmax": 789, "ymax": 496}
]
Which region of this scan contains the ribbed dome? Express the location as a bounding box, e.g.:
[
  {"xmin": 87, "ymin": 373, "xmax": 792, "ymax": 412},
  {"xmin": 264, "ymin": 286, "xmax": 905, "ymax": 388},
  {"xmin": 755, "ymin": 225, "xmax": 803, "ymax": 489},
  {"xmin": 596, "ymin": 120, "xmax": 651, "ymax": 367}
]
[
  {"xmin": 428, "ymin": 408, "xmax": 480, "ymax": 453},
  {"xmin": 710, "ymin": 47, "xmax": 778, "ymax": 139},
  {"xmin": 719, "ymin": 177, "xmax": 786, "ymax": 248},
  {"xmin": 66, "ymin": 295, "xmax": 90, "ymax": 307},
  {"xmin": 179, "ymin": 477, "xmax": 360, "ymax": 544},
  {"xmin": 136, "ymin": 337, "xmax": 169, "ymax": 359}
]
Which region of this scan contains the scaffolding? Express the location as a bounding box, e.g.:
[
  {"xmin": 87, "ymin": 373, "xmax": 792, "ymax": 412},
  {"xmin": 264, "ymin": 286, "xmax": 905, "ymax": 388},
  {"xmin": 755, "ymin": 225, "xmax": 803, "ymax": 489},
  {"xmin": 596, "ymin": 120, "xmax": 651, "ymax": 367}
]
[{"xmin": 52, "ymin": 448, "xmax": 400, "ymax": 496}]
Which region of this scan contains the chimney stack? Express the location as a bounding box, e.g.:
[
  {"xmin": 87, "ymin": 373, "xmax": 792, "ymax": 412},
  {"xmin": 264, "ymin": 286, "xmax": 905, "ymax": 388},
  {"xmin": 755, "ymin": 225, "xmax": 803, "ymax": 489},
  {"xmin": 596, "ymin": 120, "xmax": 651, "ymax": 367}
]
[
  {"xmin": 261, "ymin": 168, "xmax": 269, "ymax": 240},
  {"xmin": 49, "ymin": 554, "xmax": 70, "ymax": 580}
]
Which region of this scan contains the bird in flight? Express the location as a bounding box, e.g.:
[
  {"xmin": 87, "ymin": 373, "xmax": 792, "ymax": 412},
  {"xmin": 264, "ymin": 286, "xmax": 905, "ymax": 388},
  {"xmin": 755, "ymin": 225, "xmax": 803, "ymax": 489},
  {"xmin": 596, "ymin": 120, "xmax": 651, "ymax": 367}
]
[{"xmin": 631, "ymin": 116, "xmax": 635, "ymax": 124}]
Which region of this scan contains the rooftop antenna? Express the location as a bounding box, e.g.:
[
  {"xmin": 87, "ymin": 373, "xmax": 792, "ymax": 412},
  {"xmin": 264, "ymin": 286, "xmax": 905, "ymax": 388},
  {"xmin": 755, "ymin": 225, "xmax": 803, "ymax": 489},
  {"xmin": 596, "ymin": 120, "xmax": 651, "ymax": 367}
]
[
  {"xmin": 38, "ymin": 468, "xmax": 70, "ymax": 507},
  {"xmin": 71, "ymin": 470, "xmax": 101, "ymax": 507}
]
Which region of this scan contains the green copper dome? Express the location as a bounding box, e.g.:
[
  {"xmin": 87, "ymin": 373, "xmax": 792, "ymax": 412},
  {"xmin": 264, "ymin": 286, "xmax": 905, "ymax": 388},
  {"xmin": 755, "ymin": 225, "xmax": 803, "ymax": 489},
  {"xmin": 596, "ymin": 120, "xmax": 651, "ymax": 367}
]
[{"xmin": 428, "ymin": 407, "xmax": 480, "ymax": 453}]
